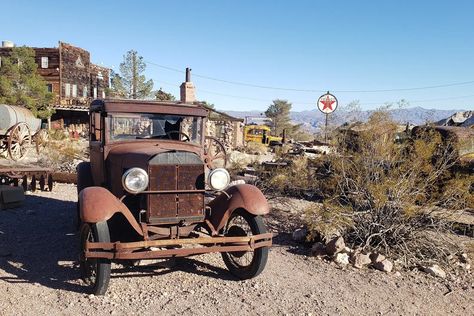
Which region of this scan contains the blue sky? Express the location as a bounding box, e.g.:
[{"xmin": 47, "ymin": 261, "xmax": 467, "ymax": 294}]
[{"xmin": 2, "ymin": 0, "xmax": 473, "ymax": 111}]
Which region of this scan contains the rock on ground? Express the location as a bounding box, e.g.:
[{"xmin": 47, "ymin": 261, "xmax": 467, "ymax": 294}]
[
  {"xmin": 292, "ymin": 228, "xmax": 307, "ymax": 242},
  {"xmin": 373, "ymin": 259, "xmax": 394, "ymax": 273},
  {"xmin": 326, "ymin": 236, "xmax": 345, "ymax": 256},
  {"xmin": 334, "ymin": 253, "xmax": 350, "ymax": 265},
  {"xmin": 351, "ymin": 253, "xmax": 372, "ymax": 269},
  {"xmin": 423, "ymin": 265, "xmax": 446, "ymax": 279}
]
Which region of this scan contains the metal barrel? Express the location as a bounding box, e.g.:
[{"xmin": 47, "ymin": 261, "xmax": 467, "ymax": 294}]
[{"xmin": 0, "ymin": 104, "xmax": 41, "ymax": 135}]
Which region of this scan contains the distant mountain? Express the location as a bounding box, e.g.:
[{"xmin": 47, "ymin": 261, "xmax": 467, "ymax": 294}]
[{"xmin": 226, "ymin": 107, "xmax": 466, "ymax": 132}]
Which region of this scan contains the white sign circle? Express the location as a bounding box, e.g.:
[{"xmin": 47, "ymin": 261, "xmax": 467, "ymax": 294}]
[{"xmin": 317, "ymin": 93, "xmax": 338, "ymax": 114}]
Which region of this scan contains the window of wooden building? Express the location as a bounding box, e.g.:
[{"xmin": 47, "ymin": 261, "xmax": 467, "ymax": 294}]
[
  {"xmin": 65, "ymin": 83, "xmax": 71, "ymax": 97},
  {"xmin": 46, "ymin": 84, "xmax": 53, "ymax": 93},
  {"xmin": 41, "ymin": 57, "xmax": 48, "ymax": 68},
  {"xmin": 72, "ymin": 84, "xmax": 77, "ymax": 97}
]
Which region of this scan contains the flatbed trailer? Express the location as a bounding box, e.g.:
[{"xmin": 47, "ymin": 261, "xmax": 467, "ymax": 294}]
[{"xmin": 0, "ymin": 167, "xmax": 53, "ymax": 192}]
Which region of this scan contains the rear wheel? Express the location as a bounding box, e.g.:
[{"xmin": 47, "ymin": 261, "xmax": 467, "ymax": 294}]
[
  {"xmin": 221, "ymin": 209, "xmax": 269, "ymax": 279},
  {"xmin": 80, "ymin": 221, "xmax": 111, "ymax": 295}
]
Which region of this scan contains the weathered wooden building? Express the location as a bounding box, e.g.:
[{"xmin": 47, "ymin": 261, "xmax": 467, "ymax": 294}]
[{"xmin": 0, "ymin": 41, "xmax": 109, "ymax": 130}]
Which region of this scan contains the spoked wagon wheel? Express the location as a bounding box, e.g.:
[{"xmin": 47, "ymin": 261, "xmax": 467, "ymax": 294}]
[
  {"xmin": 80, "ymin": 221, "xmax": 111, "ymax": 295},
  {"xmin": 204, "ymin": 136, "xmax": 227, "ymax": 169},
  {"xmin": 34, "ymin": 129, "xmax": 49, "ymax": 154},
  {"xmin": 7, "ymin": 122, "xmax": 32, "ymax": 161},
  {"xmin": 221, "ymin": 209, "xmax": 269, "ymax": 279}
]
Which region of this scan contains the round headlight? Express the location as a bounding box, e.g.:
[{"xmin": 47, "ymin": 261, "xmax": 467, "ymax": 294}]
[
  {"xmin": 208, "ymin": 168, "xmax": 230, "ymax": 191},
  {"xmin": 122, "ymin": 168, "xmax": 149, "ymax": 193}
]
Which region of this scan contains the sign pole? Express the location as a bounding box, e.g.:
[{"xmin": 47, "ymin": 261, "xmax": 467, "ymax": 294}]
[
  {"xmin": 325, "ymin": 113, "xmax": 328, "ymax": 143},
  {"xmin": 317, "ymin": 91, "xmax": 338, "ymax": 144}
]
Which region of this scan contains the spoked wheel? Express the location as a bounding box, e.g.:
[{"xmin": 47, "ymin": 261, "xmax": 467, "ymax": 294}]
[
  {"xmin": 204, "ymin": 136, "xmax": 227, "ymax": 169},
  {"xmin": 80, "ymin": 222, "xmax": 111, "ymax": 295},
  {"xmin": 221, "ymin": 209, "xmax": 269, "ymax": 279},
  {"xmin": 34, "ymin": 129, "xmax": 49, "ymax": 154},
  {"xmin": 7, "ymin": 122, "xmax": 32, "ymax": 161}
]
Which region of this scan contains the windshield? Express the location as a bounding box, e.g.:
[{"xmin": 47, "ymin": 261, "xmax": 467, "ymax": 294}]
[{"xmin": 108, "ymin": 113, "xmax": 203, "ymax": 144}]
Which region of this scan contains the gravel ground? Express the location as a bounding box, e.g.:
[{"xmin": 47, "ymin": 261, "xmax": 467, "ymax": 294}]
[{"xmin": 0, "ymin": 183, "xmax": 473, "ymax": 315}]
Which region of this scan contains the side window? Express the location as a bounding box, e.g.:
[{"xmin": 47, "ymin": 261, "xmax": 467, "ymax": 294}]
[
  {"xmin": 65, "ymin": 83, "xmax": 71, "ymax": 97},
  {"xmin": 72, "ymin": 84, "xmax": 77, "ymax": 97},
  {"xmin": 41, "ymin": 57, "xmax": 48, "ymax": 68},
  {"xmin": 90, "ymin": 112, "xmax": 102, "ymax": 142},
  {"xmin": 83, "ymin": 86, "xmax": 88, "ymax": 98}
]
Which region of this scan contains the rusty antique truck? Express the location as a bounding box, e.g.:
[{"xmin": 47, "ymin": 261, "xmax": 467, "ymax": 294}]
[{"xmin": 77, "ymin": 99, "xmax": 272, "ymax": 295}]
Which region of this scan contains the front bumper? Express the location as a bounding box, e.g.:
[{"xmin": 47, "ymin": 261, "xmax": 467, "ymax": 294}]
[{"xmin": 84, "ymin": 233, "xmax": 273, "ymax": 260}]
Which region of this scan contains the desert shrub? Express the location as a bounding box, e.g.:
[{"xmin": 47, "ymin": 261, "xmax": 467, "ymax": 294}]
[
  {"xmin": 241, "ymin": 142, "xmax": 268, "ymax": 155},
  {"xmin": 304, "ymin": 111, "xmax": 472, "ymax": 265}
]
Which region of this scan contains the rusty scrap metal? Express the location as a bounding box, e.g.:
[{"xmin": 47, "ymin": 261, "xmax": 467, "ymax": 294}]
[{"xmin": 0, "ymin": 167, "xmax": 53, "ymax": 191}]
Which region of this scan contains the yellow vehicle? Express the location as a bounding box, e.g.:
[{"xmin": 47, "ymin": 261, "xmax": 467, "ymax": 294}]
[{"xmin": 244, "ymin": 124, "xmax": 283, "ymax": 146}]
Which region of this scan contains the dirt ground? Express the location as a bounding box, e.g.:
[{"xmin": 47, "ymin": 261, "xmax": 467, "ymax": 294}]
[{"xmin": 0, "ymin": 183, "xmax": 472, "ymax": 315}]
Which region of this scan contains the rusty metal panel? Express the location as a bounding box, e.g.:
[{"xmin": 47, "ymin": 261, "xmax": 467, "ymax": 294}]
[
  {"xmin": 178, "ymin": 193, "xmax": 204, "ymax": 218},
  {"xmin": 148, "ymin": 164, "xmax": 177, "ymax": 221},
  {"xmin": 148, "ymin": 162, "xmax": 205, "ymax": 223},
  {"xmin": 177, "ymin": 164, "xmax": 205, "ymax": 218},
  {"xmin": 177, "ymin": 164, "xmax": 204, "ymax": 190}
]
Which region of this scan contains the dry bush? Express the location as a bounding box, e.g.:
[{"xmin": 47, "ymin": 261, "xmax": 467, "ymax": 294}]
[
  {"xmin": 260, "ymin": 156, "xmax": 319, "ymax": 198},
  {"xmin": 303, "ymin": 111, "xmax": 473, "ymax": 266},
  {"xmin": 37, "ymin": 139, "xmax": 87, "ymax": 172},
  {"xmin": 241, "ymin": 142, "xmax": 268, "ymax": 155}
]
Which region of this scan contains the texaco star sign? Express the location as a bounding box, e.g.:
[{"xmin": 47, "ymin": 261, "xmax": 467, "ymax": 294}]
[{"xmin": 317, "ymin": 92, "xmax": 338, "ymax": 114}]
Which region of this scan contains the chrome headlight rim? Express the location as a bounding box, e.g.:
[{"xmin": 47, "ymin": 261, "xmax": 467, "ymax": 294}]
[
  {"xmin": 122, "ymin": 167, "xmax": 149, "ymax": 194},
  {"xmin": 208, "ymin": 168, "xmax": 230, "ymax": 191}
]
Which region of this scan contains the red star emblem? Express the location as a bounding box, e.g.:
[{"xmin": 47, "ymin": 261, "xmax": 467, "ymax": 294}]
[{"xmin": 320, "ymin": 96, "xmax": 335, "ymax": 111}]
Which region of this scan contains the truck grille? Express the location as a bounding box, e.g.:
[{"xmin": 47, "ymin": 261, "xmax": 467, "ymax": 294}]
[{"xmin": 147, "ymin": 152, "xmax": 205, "ymax": 224}]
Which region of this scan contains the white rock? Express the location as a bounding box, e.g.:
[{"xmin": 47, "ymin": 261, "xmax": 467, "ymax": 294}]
[
  {"xmin": 369, "ymin": 253, "xmax": 386, "ymax": 263},
  {"xmin": 334, "ymin": 253, "xmax": 350, "ymax": 265},
  {"xmin": 351, "ymin": 253, "xmax": 372, "ymax": 269},
  {"xmin": 373, "ymin": 259, "xmax": 393, "ymax": 273},
  {"xmin": 423, "ymin": 264, "xmax": 446, "ymax": 278}
]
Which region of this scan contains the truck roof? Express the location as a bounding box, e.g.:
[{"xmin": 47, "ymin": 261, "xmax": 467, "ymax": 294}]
[{"xmin": 90, "ymin": 99, "xmax": 208, "ymax": 117}]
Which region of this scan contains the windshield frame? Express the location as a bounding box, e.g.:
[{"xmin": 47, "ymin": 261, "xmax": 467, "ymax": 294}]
[{"xmin": 105, "ymin": 112, "xmax": 205, "ymax": 146}]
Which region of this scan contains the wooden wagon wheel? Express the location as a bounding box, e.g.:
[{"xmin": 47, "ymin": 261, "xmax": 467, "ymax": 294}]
[
  {"xmin": 203, "ymin": 136, "xmax": 228, "ymax": 169},
  {"xmin": 34, "ymin": 129, "xmax": 49, "ymax": 154},
  {"xmin": 7, "ymin": 122, "xmax": 32, "ymax": 161}
]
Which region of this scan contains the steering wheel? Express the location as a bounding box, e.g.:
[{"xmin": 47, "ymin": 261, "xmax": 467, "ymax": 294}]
[
  {"xmin": 165, "ymin": 131, "xmax": 190, "ymax": 142},
  {"xmin": 204, "ymin": 136, "xmax": 227, "ymax": 169}
]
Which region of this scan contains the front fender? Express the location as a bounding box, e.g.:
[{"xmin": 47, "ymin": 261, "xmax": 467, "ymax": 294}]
[
  {"xmin": 79, "ymin": 187, "xmax": 143, "ymax": 236},
  {"xmin": 207, "ymin": 184, "xmax": 269, "ymax": 232}
]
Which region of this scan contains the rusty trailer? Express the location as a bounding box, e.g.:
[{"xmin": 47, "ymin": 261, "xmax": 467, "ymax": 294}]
[{"xmin": 0, "ymin": 167, "xmax": 53, "ymax": 192}]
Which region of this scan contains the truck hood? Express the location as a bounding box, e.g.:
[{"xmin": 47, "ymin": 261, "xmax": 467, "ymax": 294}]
[{"xmin": 106, "ymin": 141, "xmax": 203, "ymax": 196}]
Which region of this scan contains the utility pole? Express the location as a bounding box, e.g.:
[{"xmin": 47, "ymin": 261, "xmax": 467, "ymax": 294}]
[{"xmin": 131, "ymin": 51, "xmax": 137, "ymax": 99}]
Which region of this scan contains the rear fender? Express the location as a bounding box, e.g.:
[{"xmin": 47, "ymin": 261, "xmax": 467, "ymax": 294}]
[
  {"xmin": 207, "ymin": 184, "xmax": 269, "ymax": 232},
  {"xmin": 79, "ymin": 187, "xmax": 143, "ymax": 236}
]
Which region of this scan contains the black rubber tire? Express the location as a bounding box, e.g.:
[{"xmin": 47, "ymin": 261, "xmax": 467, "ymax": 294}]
[
  {"xmin": 80, "ymin": 221, "xmax": 111, "ymax": 295},
  {"xmin": 221, "ymin": 209, "xmax": 269, "ymax": 279},
  {"xmin": 76, "ymin": 162, "xmax": 93, "ymax": 229}
]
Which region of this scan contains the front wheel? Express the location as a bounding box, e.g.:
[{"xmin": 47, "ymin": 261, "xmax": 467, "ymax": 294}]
[
  {"xmin": 80, "ymin": 222, "xmax": 111, "ymax": 295},
  {"xmin": 221, "ymin": 209, "xmax": 269, "ymax": 279}
]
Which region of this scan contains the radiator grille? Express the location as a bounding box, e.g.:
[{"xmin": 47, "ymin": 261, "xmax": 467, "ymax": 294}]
[{"xmin": 147, "ymin": 152, "xmax": 205, "ymax": 224}]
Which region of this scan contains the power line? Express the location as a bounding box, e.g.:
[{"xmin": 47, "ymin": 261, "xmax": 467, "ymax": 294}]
[
  {"xmin": 145, "ymin": 60, "xmax": 474, "ymax": 93},
  {"xmin": 154, "ymin": 78, "xmax": 474, "ymax": 107}
]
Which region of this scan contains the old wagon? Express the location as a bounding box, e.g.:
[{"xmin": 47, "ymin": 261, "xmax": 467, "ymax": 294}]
[
  {"xmin": 0, "ymin": 104, "xmax": 47, "ymax": 161},
  {"xmin": 77, "ymin": 99, "xmax": 273, "ymax": 295}
]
